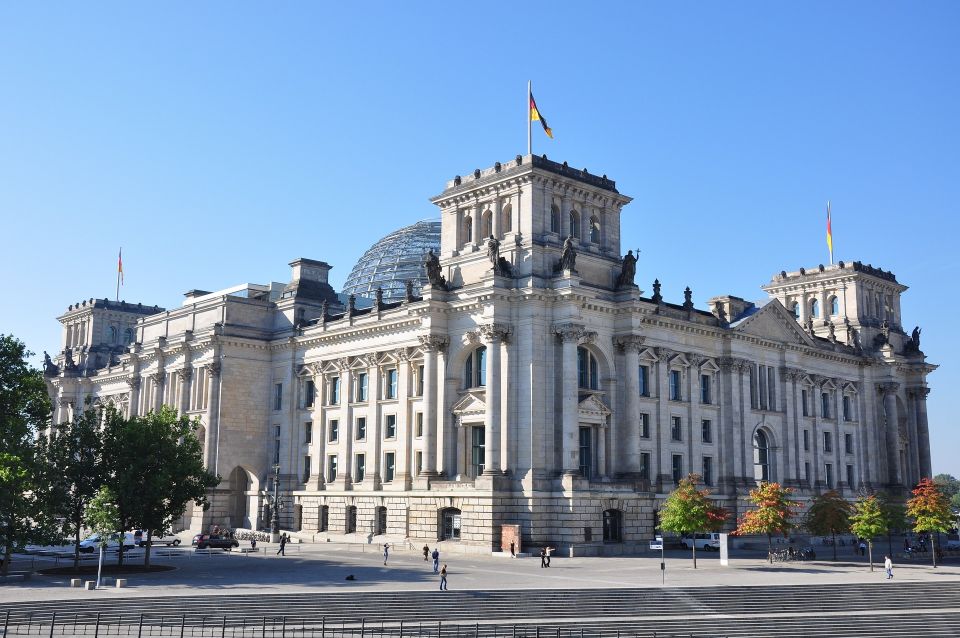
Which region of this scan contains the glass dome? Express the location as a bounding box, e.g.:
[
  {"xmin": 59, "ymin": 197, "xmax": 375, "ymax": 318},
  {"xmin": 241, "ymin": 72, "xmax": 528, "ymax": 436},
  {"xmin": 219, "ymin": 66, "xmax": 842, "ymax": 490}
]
[{"xmin": 342, "ymin": 219, "xmax": 441, "ymax": 302}]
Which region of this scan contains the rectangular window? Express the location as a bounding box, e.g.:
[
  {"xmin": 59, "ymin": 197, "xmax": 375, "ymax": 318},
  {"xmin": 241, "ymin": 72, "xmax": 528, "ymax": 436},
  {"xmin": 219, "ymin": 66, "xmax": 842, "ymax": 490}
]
[
  {"xmin": 669, "ymin": 370, "xmax": 682, "ymax": 401},
  {"xmin": 803, "ymin": 429, "xmax": 809, "ymax": 452},
  {"xmin": 825, "ymin": 463, "xmax": 834, "ymax": 488},
  {"xmin": 355, "ymin": 417, "xmax": 366, "ymax": 440},
  {"xmin": 384, "ymin": 452, "xmax": 395, "ymax": 482},
  {"xmin": 639, "ymin": 365, "xmax": 650, "ymax": 397},
  {"xmin": 355, "ymin": 453, "xmax": 366, "ymax": 482},
  {"xmin": 700, "ymin": 374, "xmax": 711, "ymax": 404},
  {"xmin": 303, "ymin": 455, "xmax": 311, "ymax": 483},
  {"xmin": 471, "ymin": 426, "xmax": 485, "ymax": 476},
  {"xmin": 702, "ymin": 457, "xmax": 713, "ymax": 487},
  {"xmin": 842, "ymin": 395, "xmax": 852, "ymax": 421},
  {"xmin": 671, "ymin": 416, "xmax": 682, "ymax": 442},
  {"xmin": 304, "ymin": 380, "xmax": 315, "ymax": 408},
  {"xmin": 274, "ymin": 438, "xmax": 281, "ymax": 465},
  {"xmin": 304, "ymin": 421, "xmax": 312, "ymax": 444},
  {"xmin": 767, "ymin": 367, "xmax": 776, "ymax": 410},
  {"xmin": 385, "ymin": 369, "xmax": 398, "ymax": 399},
  {"xmin": 805, "ymin": 461, "xmax": 811, "ymax": 483},
  {"xmin": 274, "ymin": 383, "xmax": 283, "ymax": 411},
  {"xmin": 639, "ymin": 452, "xmax": 650, "ymax": 481},
  {"xmin": 846, "ymin": 464, "xmax": 855, "ymax": 488},
  {"xmin": 639, "ymin": 413, "xmax": 650, "ymax": 439},
  {"xmin": 802, "ymin": 389, "xmax": 809, "ymax": 417},
  {"xmin": 701, "ymin": 419, "xmax": 712, "ymax": 443},
  {"xmin": 672, "ymin": 454, "xmax": 683, "ymax": 484},
  {"xmin": 414, "ymin": 451, "xmax": 422, "ymax": 476},
  {"xmin": 385, "ymin": 414, "xmax": 397, "ymax": 439},
  {"xmin": 415, "ymin": 412, "xmax": 424, "ymax": 438},
  {"xmin": 844, "ymin": 433, "xmax": 853, "ymax": 455},
  {"xmin": 758, "ymin": 365, "xmax": 767, "ymax": 410},
  {"xmin": 330, "ymin": 376, "xmax": 340, "ymax": 405},
  {"xmin": 329, "ymin": 419, "xmax": 339, "ymax": 443},
  {"xmin": 821, "ymin": 392, "xmax": 830, "ymax": 419},
  {"xmin": 327, "ymin": 455, "xmax": 337, "ymax": 483},
  {"xmin": 578, "ymin": 427, "xmax": 592, "ymax": 479},
  {"xmin": 356, "ymin": 373, "xmax": 368, "ymax": 402},
  {"xmin": 750, "ymin": 365, "xmax": 758, "ymax": 409},
  {"xmin": 417, "ymin": 365, "xmax": 425, "ymax": 397},
  {"xmin": 824, "ymin": 431, "xmax": 832, "ymax": 453}
]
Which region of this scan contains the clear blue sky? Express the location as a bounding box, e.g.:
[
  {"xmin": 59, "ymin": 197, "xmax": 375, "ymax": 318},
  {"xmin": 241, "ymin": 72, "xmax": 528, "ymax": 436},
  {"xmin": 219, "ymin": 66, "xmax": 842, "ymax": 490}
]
[{"xmin": 1, "ymin": 2, "xmax": 957, "ymax": 476}]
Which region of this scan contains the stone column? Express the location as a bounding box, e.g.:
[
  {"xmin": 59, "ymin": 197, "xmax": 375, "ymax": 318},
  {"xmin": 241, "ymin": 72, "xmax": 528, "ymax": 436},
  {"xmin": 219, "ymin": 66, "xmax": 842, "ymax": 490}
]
[
  {"xmin": 480, "ymin": 323, "xmax": 510, "ymax": 474},
  {"xmin": 341, "ymin": 361, "xmax": 354, "ymax": 486},
  {"xmin": 655, "ymin": 348, "xmax": 673, "ymax": 489},
  {"xmin": 310, "ymin": 365, "xmax": 325, "ymax": 489},
  {"xmin": 781, "ymin": 368, "xmax": 799, "ymax": 486},
  {"xmin": 177, "ymin": 367, "xmax": 192, "ymax": 416},
  {"xmin": 368, "ymin": 357, "xmax": 382, "ymax": 486},
  {"xmin": 879, "ymin": 382, "xmax": 901, "ymax": 486},
  {"xmin": 811, "ymin": 377, "xmax": 823, "ymax": 488},
  {"xmin": 418, "ymin": 335, "xmax": 448, "ymax": 477},
  {"xmin": 798, "ymin": 289, "xmax": 808, "ymax": 326},
  {"xmin": 472, "ymin": 202, "xmax": 482, "ymax": 247},
  {"xmin": 555, "ymin": 323, "xmax": 582, "ymax": 475},
  {"xmin": 151, "ymin": 372, "xmax": 165, "ymax": 413},
  {"xmin": 560, "ymin": 193, "xmax": 570, "ymax": 238},
  {"xmin": 491, "ymin": 197, "xmax": 501, "ymax": 239},
  {"xmin": 202, "ymin": 362, "xmax": 222, "ymax": 475},
  {"xmin": 915, "ymin": 387, "xmax": 932, "ymax": 479},
  {"xmin": 614, "ymin": 336, "xmax": 644, "ymax": 475},
  {"xmin": 394, "ymin": 353, "xmax": 411, "ymax": 484},
  {"xmin": 127, "ymin": 376, "xmax": 141, "ymax": 418}
]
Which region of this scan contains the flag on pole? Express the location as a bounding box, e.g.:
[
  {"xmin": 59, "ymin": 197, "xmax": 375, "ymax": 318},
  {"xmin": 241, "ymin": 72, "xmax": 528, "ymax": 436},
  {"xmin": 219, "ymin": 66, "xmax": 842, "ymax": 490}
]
[
  {"xmin": 826, "ymin": 201, "xmax": 834, "ymax": 265},
  {"xmin": 118, "ymin": 248, "xmax": 124, "ymax": 285},
  {"xmin": 529, "ymin": 92, "xmax": 553, "ymax": 139}
]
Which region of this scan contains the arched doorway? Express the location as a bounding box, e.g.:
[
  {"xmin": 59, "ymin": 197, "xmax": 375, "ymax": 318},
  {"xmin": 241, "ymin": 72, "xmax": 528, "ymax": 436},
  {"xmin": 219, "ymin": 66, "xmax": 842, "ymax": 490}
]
[
  {"xmin": 228, "ymin": 467, "xmax": 254, "ymax": 529},
  {"xmin": 753, "ymin": 430, "xmax": 771, "ymax": 482}
]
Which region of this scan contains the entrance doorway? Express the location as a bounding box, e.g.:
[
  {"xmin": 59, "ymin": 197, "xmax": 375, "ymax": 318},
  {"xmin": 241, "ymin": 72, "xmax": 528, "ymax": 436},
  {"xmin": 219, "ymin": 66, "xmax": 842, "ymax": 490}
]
[{"xmin": 440, "ymin": 508, "xmax": 462, "ymax": 540}]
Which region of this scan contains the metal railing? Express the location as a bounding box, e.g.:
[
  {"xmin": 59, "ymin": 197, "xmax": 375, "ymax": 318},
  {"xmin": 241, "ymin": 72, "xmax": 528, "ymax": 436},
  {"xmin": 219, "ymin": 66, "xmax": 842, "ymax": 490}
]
[{"xmin": 0, "ymin": 612, "xmax": 723, "ymax": 638}]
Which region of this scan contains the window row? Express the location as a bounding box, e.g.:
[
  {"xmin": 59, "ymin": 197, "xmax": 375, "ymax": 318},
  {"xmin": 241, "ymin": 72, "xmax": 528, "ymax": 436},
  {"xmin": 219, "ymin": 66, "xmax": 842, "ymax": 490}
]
[
  {"xmin": 800, "ymin": 389, "xmax": 858, "ymax": 421},
  {"xmin": 548, "ymin": 205, "xmax": 603, "ymax": 244},
  {"xmin": 459, "ymin": 204, "xmax": 515, "ymax": 245},
  {"xmin": 293, "ymin": 366, "xmax": 427, "ymax": 409},
  {"xmin": 636, "ymin": 414, "xmax": 713, "ymax": 444},
  {"xmin": 790, "ymin": 296, "xmax": 841, "ymax": 319},
  {"xmin": 320, "ymin": 413, "xmax": 425, "ymax": 443},
  {"xmin": 636, "ymin": 365, "xmax": 713, "ymax": 404},
  {"xmin": 802, "ymin": 429, "xmax": 856, "ymax": 456}
]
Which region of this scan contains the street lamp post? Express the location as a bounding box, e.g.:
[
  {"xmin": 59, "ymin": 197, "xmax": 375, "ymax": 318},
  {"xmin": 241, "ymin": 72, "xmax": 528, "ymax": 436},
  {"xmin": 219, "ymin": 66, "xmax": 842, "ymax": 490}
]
[{"xmin": 268, "ymin": 464, "xmax": 284, "ymax": 542}]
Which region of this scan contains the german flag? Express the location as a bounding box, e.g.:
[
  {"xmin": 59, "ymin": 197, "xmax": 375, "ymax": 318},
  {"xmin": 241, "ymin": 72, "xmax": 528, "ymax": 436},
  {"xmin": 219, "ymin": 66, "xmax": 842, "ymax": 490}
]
[{"xmin": 530, "ymin": 93, "xmax": 553, "ymax": 139}]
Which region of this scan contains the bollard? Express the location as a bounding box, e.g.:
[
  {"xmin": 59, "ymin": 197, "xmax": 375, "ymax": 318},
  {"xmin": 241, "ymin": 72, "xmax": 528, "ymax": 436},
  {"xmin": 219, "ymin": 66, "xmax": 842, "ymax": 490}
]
[
  {"xmin": 116, "ymin": 579, "xmax": 127, "ymax": 588},
  {"xmin": 84, "ymin": 581, "xmax": 95, "ymax": 590},
  {"xmin": 48, "ymin": 611, "xmax": 56, "ymax": 638},
  {"xmin": 71, "ymin": 578, "xmax": 83, "ymax": 588}
]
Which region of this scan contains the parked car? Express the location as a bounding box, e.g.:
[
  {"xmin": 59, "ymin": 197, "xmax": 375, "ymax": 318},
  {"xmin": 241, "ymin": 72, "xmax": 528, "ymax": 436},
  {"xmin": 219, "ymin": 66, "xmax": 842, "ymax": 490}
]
[
  {"xmin": 946, "ymin": 539, "xmax": 960, "ymax": 551},
  {"xmin": 78, "ymin": 532, "xmax": 137, "ymax": 553},
  {"xmin": 135, "ymin": 530, "xmax": 181, "ymax": 547},
  {"xmin": 192, "ymin": 534, "xmax": 239, "ymax": 550},
  {"xmin": 681, "ymin": 532, "xmax": 722, "ymax": 551}
]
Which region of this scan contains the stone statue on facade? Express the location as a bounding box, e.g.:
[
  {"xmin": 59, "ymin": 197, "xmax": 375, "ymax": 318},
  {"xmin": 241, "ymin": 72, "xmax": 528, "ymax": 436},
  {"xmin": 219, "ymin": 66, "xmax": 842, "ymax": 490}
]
[
  {"xmin": 912, "ymin": 326, "xmax": 921, "ymax": 349},
  {"xmin": 558, "ymin": 235, "xmax": 577, "ymax": 272},
  {"xmin": 486, "ymin": 235, "xmax": 513, "ymax": 276},
  {"xmin": 43, "ymin": 351, "xmax": 60, "ymax": 377},
  {"xmin": 63, "ymin": 348, "xmax": 78, "ymax": 372},
  {"xmin": 424, "ymin": 249, "xmax": 446, "ymax": 288},
  {"xmin": 617, "ymin": 250, "xmax": 637, "ymax": 287}
]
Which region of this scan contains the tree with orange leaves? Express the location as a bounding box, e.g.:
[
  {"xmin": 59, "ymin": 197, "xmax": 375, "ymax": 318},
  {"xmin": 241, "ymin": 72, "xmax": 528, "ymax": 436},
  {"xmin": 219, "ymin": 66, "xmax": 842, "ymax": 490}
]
[
  {"xmin": 906, "ymin": 477, "xmax": 953, "ymax": 569},
  {"xmin": 659, "ymin": 474, "xmax": 729, "ymax": 569},
  {"xmin": 734, "ymin": 482, "xmax": 799, "ymax": 563}
]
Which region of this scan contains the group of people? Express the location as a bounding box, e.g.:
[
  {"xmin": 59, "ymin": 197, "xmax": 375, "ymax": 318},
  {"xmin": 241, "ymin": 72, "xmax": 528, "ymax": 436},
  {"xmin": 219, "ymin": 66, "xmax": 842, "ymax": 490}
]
[{"xmin": 420, "ymin": 544, "xmax": 447, "ymax": 589}]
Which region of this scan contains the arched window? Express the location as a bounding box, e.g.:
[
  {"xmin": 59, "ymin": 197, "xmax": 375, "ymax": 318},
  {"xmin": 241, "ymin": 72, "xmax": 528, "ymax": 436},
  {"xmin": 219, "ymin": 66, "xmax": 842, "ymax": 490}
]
[
  {"xmin": 346, "ymin": 506, "xmax": 357, "ymax": 533},
  {"xmin": 463, "ymin": 216, "xmax": 473, "ymax": 244},
  {"xmin": 375, "ymin": 506, "xmax": 387, "ymax": 535},
  {"xmin": 464, "ymin": 345, "xmax": 487, "ymax": 388},
  {"xmin": 481, "ymin": 210, "xmax": 493, "ymax": 238},
  {"xmin": 501, "ymin": 204, "xmax": 512, "ymax": 233},
  {"xmin": 829, "ymin": 296, "xmax": 839, "ymax": 316},
  {"xmin": 577, "ymin": 347, "xmax": 600, "ymax": 390},
  {"xmin": 810, "ymin": 299, "xmax": 819, "ymax": 319},
  {"xmin": 109, "ymin": 326, "xmax": 118, "ymax": 344},
  {"xmin": 124, "ymin": 327, "xmax": 134, "ymax": 343},
  {"xmin": 602, "ymin": 509, "xmax": 623, "ymax": 542},
  {"xmin": 569, "ymin": 210, "xmax": 581, "ymax": 239},
  {"xmin": 550, "ymin": 204, "xmax": 560, "ymax": 233},
  {"xmin": 791, "ymin": 302, "xmax": 799, "ymax": 319},
  {"xmin": 589, "ymin": 216, "xmax": 600, "ymax": 243},
  {"xmin": 753, "ymin": 430, "xmax": 770, "ymax": 482}
]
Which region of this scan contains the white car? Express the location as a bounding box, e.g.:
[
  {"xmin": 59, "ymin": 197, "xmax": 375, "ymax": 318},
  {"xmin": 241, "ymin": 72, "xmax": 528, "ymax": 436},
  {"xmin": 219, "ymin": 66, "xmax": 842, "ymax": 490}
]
[
  {"xmin": 681, "ymin": 532, "xmax": 721, "ymax": 551},
  {"xmin": 78, "ymin": 532, "xmax": 136, "ymax": 553},
  {"xmin": 134, "ymin": 531, "xmax": 182, "ymax": 547}
]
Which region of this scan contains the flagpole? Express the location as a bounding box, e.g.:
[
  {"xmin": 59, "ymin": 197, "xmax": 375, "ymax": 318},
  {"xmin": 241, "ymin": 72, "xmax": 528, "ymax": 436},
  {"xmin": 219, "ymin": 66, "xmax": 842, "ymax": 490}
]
[
  {"xmin": 527, "ymin": 80, "xmax": 532, "ymax": 156},
  {"xmin": 116, "ymin": 247, "xmax": 121, "ymax": 301},
  {"xmin": 827, "ymin": 201, "xmax": 833, "ymax": 265}
]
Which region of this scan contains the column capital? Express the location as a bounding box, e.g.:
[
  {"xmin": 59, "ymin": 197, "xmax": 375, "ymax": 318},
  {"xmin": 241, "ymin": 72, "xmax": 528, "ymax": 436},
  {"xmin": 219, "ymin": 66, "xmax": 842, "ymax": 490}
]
[
  {"xmin": 418, "ymin": 334, "xmax": 449, "ymax": 352},
  {"xmin": 554, "ymin": 322, "xmax": 585, "ymax": 342},
  {"xmin": 479, "ymin": 323, "xmax": 512, "ymax": 343},
  {"xmin": 149, "ymin": 372, "xmax": 165, "ymax": 386},
  {"xmin": 877, "ymin": 381, "xmax": 900, "ymax": 396},
  {"xmin": 176, "ymin": 367, "xmax": 193, "ymax": 382},
  {"xmin": 655, "ymin": 347, "xmax": 673, "ymax": 364},
  {"xmin": 687, "ymin": 353, "xmax": 704, "ymax": 368},
  {"xmin": 204, "ymin": 362, "xmax": 221, "ymax": 379},
  {"xmin": 778, "ymin": 366, "xmax": 803, "ymax": 380},
  {"xmin": 125, "ymin": 376, "xmax": 141, "ymax": 391},
  {"xmin": 613, "ymin": 334, "xmax": 645, "ymax": 352}
]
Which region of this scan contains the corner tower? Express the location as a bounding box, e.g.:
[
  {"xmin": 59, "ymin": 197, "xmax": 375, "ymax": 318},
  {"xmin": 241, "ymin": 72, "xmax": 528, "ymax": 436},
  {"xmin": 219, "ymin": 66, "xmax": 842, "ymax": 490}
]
[{"xmin": 430, "ymin": 155, "xmax": 632, "ymax": 290}]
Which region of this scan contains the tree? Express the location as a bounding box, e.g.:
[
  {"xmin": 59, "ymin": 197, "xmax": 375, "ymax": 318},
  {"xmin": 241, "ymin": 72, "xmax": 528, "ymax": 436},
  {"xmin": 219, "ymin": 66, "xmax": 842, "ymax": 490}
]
[
  {"xmin": 849, "ymin": 494, "xmax": 888, "ymax": 572},
  {"xmin": 85, "ymin": 486, "xmax": 120, "ymax": 588},
  {"xmin": 42, "ymin": 404, "xmax": 105, "ymax": 570},
  {"xmin": 104, "ymin": 406, "xmax": 219, "ymax": 567},
  {"xmin": 906, "ymin": 477, "xmax": 953, "ymax": 568},
  {"xmin": 659, "ymin": 474, "xmax": 729, "ymax": 569},
  {"xmin": 805, "ymin": 490, "xmax": 852, "ymax": 561},
  {"xmin": 877, "ymin": 492, "xmax": 908, "ymax": 558},
  {"xmin": 734, "ymin": 482, "xmax": 798, "ymax": 563},
  {"xmin": 932, "ymin": 474, "xmax": 960, "ymax": 512},
  {"xmin": 0, "ymin": 335, "xmax": 58, "ymax": 575}
]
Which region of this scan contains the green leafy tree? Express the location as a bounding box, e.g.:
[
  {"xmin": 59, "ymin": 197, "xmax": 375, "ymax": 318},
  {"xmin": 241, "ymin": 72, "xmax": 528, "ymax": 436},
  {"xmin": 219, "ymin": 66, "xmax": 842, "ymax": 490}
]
[
  {"xmin": 932, "ymin": 474, "xmax": 960, "ymax": 512},
  {"xmin": 42, "ymin": 404, "xmax": 105, "ymax": 569},
  {"xmin": 735, "ymin": 482, "xmax": 798, "ymax": 563},
  {"xmin": 849, "ymin": 494, "xmax": 888, "ymax": 572},
  {"xmin": 85, "ymin": 486, "xmax": 120, "ymax": 587},
  {"xmin": 877, "ymin": 492, "xmax": 908, "ymax": 558},
  {"xmin": 659, "ymin": 474, "xmax": 729, "ymax": 569},
  {"xmin": 805, "ymin": 490, "xmax": 852, "ymax": 561},
  {"xmin": 906, "ymin": 477, "xmax": 953, "ymax": 568},
  {"xmin": 0, "ymin": 335, "xmax": 58, "ymax": 575}
]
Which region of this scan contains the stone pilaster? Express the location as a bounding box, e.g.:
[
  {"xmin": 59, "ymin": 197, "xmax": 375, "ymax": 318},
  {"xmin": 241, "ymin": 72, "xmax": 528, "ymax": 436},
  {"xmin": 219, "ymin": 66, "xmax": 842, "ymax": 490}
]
[
  {"xmin": 555, "ymin": 323, "xmax": 583, "ymax": 475},
  {"xmin": 417, "ymin": 334, "xmax": 448, "ymax": 480},
  {"xmin": 878, "ymin": 382, "xmax": 901, "ymax": 486},
  {"xmin": 614, "ymin": 335, "xmax": 644, "ymax": 475},
  {"xmin": 480, "ymin": 323, "xmax": 511, "ymax": 475}
]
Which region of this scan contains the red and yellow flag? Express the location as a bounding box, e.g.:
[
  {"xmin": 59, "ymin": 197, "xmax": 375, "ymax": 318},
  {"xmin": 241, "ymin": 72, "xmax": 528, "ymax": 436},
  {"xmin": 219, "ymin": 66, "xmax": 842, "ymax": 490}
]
[
  {"xmin": 118, "ymin": 248, "xmax": 124, "ymax": 285},
  {"xmin": 826, "ymin": 201, "xmax": 833, "ymax": 260},
  {"xmin": 529, "ymin": 93, "xmax": 553, "ymax": 139}
]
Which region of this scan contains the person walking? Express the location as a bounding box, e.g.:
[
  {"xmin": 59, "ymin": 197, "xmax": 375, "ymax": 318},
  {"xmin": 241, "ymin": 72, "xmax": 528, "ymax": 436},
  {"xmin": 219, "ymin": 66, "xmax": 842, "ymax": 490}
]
[
  {"xmin": 439, "ymin": 564, "xmax": 448, "ymax": 591},
  {"xmin": 251, "ymin": 538, "xmax": 257, "ymax": 552},
  {"xmin": 277, "ymin": 533, "xmax": 287, "ymax": 556},
  {"xmin": 432, "ymin": 548, "xmax": 440, "ymax": 573},
  {"xmin": 540, "ymin": 547, "xmax": 546, "ymax": 568},
  {"xmin": 383, "ymin": 542, "xmax": 390, "ymax": 566},
  {"xmin": 509, "ymin": 541, "xmax": 516, "ymax": 558},
  {"xmin": 423, "ymin": 544, "xmax": 430, "ymax": 561},
  {"xmin": 884, "ymin": 555, "xmax": 894, "ymax": 580},
  {"xmin": 545, "ymin": 546, "xmax": 554, "ymax": 567},
  {"xmin": 859, "ymin": 540, "xmax": 867, "ymax": 557}
]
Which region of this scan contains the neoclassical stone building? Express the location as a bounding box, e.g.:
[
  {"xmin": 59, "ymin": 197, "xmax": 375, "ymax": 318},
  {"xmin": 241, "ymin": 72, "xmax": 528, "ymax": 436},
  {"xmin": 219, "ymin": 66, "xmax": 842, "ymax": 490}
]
[{"xmin": 45, "ymin": 154, "xmax": 935, "ymax": 553}]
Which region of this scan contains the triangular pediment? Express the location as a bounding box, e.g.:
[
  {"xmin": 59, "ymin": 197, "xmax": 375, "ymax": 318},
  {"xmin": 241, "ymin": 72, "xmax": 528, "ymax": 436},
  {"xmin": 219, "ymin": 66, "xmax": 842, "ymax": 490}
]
[
  {"xmin": 451, "ymin": 391, "xmax": 486, "ymax": 416},
  {"xmin": 733, "ymin": 301, "xmax": 816, "ymax": 346},
  {"xmin": 578, "ymin": 393, "xmax": 611, "ymax": 424}
]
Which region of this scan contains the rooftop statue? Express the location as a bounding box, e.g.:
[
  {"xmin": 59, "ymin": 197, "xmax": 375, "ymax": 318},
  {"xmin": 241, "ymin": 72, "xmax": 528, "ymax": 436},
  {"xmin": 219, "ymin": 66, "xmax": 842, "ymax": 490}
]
[
  {"xmin": 425, "ymin": 249, "xmax": 447, "ymax": 288},
  {"xmin": 559, "ymin": 236, "xmax": 577, "ymax": 272},
  {"xmin": 617, "ymin": 250, "xmax": 637, "ymax": 287}
]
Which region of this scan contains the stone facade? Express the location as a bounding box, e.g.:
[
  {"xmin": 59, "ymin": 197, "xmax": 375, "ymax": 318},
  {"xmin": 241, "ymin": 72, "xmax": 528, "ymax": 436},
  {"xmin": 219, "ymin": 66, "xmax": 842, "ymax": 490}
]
[{"xmin": 45, "ymin": 154, "xmax": 936, "ymax": 555}]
